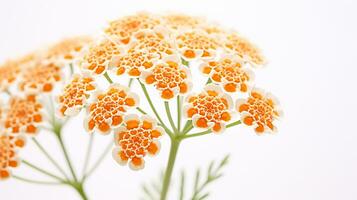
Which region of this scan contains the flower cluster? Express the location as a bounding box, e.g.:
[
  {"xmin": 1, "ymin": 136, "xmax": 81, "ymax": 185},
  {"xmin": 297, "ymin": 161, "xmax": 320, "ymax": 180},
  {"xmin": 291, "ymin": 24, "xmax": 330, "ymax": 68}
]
[
  {"xmin": 185, "ymin": 85, "xmax": 233, "ymax": 133},
  {"xmin": 112, "ymin": 114, "xmax": 163, "ymax": 170},
  {"xmin": 0, "ymin": 12, "xmax": 282, "ymax": 175},
  {"xmin": 236, "ymin": 89, "xmax": 282, "ymax": 134},
  {"xmin": 200, "ymin": 55, "xmax": 254, "ymax": 93},
  {"xmin": 58, "ymin": 74, "xmax": 96, "ymax": 116},
  {"xmin": 0, "ymin": 132, "xmax": 26, "ymax": 180},
  {"xmin": 84, "ymin": 84, "xmax": 139, "ymax": 134},
  {"xmin": 4, "ymin": 95, "xmax": 43, "ymax": 135}
]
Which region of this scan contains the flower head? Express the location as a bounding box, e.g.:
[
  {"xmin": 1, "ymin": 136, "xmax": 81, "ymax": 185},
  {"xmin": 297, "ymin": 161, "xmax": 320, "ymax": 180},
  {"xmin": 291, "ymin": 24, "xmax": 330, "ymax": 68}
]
[
  {"xmin": 104, "ymin": 12, "xmax": 162, "ymax": 45},
  {"xmin": 200, "ymin": 55, "xmax": 254, "ymax": 93},
  {"xmin": 112, "ymin": 114, "xmax": 163, "ymax": 170},
  {"xmin": 58, "ymin": 74, "xmax": 96, "ymax": 117},
  {"xmin": 0, "ymin": 132, "xmax": 26, "ymax": 180},
  {"xmin": 84, "ymin": 84, "xmax": 139, "ymax": 134},
  {"xmin": 0, "ymin": 60, "xmax": 22, "ymax": 92},
  {"xmin": 82, "ymin": 38, "xmax": 122, "ymax": 75},
  {"xmin": 4, "ymin": 95, "xmax": 43, "ymax": 135},
  {"xmin": 176, "ymin": 30, "xmax": 221, "ymax": 60},
  {"xmin": 184, "ymin": 84, "xmax": 233, "ymax": 133},
  {"xmin": 236, "ymin": 88, "xmax": 282, "ymax": 134},
  {"xmin": 224, "ymin": 33, "xmax": 266, "ymax": 67},
  {"xmin": 45, "ymin": 36, "xmax": 92, "ymax": 64},
  {"xmin": 18, "ymin": 62, "xmax": 62, "ymax": 93},
  {"xmin": 141, "ymin": 56, "xmax": 192, "ymax": 100}
]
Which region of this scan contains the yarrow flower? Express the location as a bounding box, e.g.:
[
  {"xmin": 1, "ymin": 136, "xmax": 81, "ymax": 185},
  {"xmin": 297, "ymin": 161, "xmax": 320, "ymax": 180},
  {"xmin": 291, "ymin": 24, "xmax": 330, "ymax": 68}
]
[
  {"xmin": 58, "ymin": 74, "xmax": 96, "ymax": 116},
  {"xmin": 0, "ymin": 60, "xmax": 21, "ymax": 92},
  {"xmin": 199, "ymin": 55, "xmax": 254, "ymax": 93},
  {"xmin": 84, "ymin": 84, "xmax": 139, "ymax": 134},
  {"xmin": 82, "ymin": 38, "xmax": 122, "ymax": 75},
  {"xmin": 0, "ymin": 132, "xmax": 26, "ymax": 180},
  {"xmin": 224, "ymin": 33, "xmax": 266, "ymax": 67},
  {"xmin": 141, "ymin": 56, "xmax": 192, "ymax": 100},
  {"xmin": 44, "ymin": 36, "xmax": 92, "ymax": 65},
  {"xmin": 236, "ymin": 88, "xmax": 282, "ymax": 134},
  {"xmin": 4, "ymin": 95, "xmax": 43, "ymax": 135},
  {"xmin": 18, "ymin": 62, "xmax": 62, "ymax": 93},
  {"xmin": 175, "ymin": 30, "xmax": 221, "ymax": 60},
  {"xmin": 184, "ymin": 84, "xmax": 233, "ymax": 133},
  {"xmin": 104, "ymin": 12, "xmax": 162, "ymax": 45},
  {"xmin": 112, "ymin": 114, "xmax": 163, "ymax": 170}
]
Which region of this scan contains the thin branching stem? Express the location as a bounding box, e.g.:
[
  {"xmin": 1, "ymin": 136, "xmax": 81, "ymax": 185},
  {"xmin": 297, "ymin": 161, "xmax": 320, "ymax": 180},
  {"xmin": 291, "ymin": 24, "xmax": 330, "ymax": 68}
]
[
  {"xmin": 165, "ymin": 101, "xmax": 178, "ymax": 134},
  {"xmin": 32, "ymin": 138, "xmax": 70, "ymax": 180},
  {"xmin": 81, "ymin": 133, "xmax": 94, "ymax": 181},
  {"xmin": 22, "ymin": 160, "xmax": 66, "ymax": 182},
  {"xmin": 103, "ymin": 72, "xmax": 114, "ymax": 84},
  {"xmin": 84, "ymin": 140, "xmax": 113, "ymax": 179},
  {"xmin": 13, "ymin": 175, "xmax": 63, "ymax": 185},
  {"xmin": 137, "ymin": 79, "xmax": 173, "ymax": 137},
  {"xmin": 182, "ymin": 120, "xmax": 241, "ymax": 140}
]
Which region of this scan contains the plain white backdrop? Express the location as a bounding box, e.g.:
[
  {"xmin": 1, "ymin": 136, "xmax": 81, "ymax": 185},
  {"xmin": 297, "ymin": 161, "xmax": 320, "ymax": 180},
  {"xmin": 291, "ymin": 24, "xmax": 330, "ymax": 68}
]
[{"xmin": 1, "ymin": 0, "xmax": 357, "ymax": 199}]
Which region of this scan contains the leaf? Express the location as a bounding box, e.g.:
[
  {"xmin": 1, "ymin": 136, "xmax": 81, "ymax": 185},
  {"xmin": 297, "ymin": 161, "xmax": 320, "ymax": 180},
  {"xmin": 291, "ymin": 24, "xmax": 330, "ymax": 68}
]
[{"xmin": 190, "ymin": 155, "xmax": 230, "ymax": 200}]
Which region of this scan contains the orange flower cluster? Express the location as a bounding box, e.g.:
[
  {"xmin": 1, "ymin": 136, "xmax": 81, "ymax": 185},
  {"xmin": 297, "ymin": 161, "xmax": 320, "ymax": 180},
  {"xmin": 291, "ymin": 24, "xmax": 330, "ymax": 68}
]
[
  {"xmin": 236, "ymin": 89, "xmax": 282, "ymax": 134},
  {"xmin": 200, "ymin": 55, "xmax": 254, "ymax": 93},
  {"xmin": 184, "ymin": 85, "xmax": 233, "ymax": 133},
  {"xmin": 85, "ymin": 84, "xmax": 139, "ymax": 134},
  {"xmin": 45, "ymin": 36, "xmax": 92, "ymax": 64},
  {"xmin": 58, "ymin": 74, "xmax": 96, "ymax": 116},
  {"xmin": 18, "ymin": 62, "xmax": 62, "ymax": 93},
  {"xmin": 176, "ymin": 31, "xmax": 220, "ymax": 60},
  {"xmin": 4, "ymin": 95, "xmax": 43, "ymax": 135},
  {"xmin": 105, "ymin": 12, "xmax": 162, "ymax": 45},
  {"xmin": 0, "ymin": 60, "xmax": 21, "ymax": 92},
  {"xmin": 112, "ymin": 114, "xmax": 163, "ymax": 170},
  {"xmin": 142, "ymin": 56, "xmax": 191, "ymax": 100},
  {"xmin": 224, "ymin": 33, "xmax": 266, "ymax": 67},
  {"xmin": 0, "ymin": 132, "xmax": 26, "ymax": 180},
  {"xmin": 82, "ymin": 38, "xmax": 122, "ymax": 75}
]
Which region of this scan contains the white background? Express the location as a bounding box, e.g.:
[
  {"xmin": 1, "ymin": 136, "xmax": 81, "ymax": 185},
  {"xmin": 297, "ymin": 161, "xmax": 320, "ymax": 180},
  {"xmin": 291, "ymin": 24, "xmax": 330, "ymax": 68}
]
[{"xmin": 1, "ymin": 0, "xmax": 357, "ymax": 200}]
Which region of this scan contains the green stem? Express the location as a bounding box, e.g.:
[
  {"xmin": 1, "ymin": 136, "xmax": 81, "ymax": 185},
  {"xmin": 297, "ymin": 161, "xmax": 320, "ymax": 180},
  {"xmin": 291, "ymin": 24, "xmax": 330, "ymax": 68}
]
[
  {"xmin": 13, "ymin": 175, "xmax": 63, "ymax": 185},
  {"xmin": 84, "ymin": 140, "xmax": 113, "ymax": 179},
  {"xmin": 136, "ymin": 107, "xmax": 148, "ymax": 115},
  {"xmin": 69, "ymin": 63, "xmax": 74, "ymax": 75},
  {"xmin": 55, "ymin": 126, "xmax": 78, "ymax": 182},
  {"xmin": 103, "ymin": 72, "xmax": 113, "ymax": 84},
  {"xmin": 181, "ymin": 121, "xmax": 193, "ymax": 135},
  {"xmin": 182, "ymin": 120, "xmax": 241, "ymax": 140},
  {"xmin": 32, "ymin": 138, "xmax": 70, "ymax": 180},
  {"xmin": 165, "ymin": 101, "xmax": 178, "ymax": 134},
  {"xmin": 71, "ymin": 182, "xmax": 89, "ymax": 200},
  {"xmin": 177, "ymin": 96, "xmax": 182, "ymax": 132},
  {"xmin": 160, "ymin": 139, "xmax": 181, "ymax": 200},
  {"xmin": 22, "ymin": 160, "xmax": 65, "ymax": 182},
  {"xmin": 81, "ymin": 134, "xmax": 94, "ymax": 181},
  {"xmin": 137, "ymin": 79, "xmax": 173, "ymax": 137},
  {"xmin": 128, "ymin": 78, "xmax": 134, "ymax": 88}
]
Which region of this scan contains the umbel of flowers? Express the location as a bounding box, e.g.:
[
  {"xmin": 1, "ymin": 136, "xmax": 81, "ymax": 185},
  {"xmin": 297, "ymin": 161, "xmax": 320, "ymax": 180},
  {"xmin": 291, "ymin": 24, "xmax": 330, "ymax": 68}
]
[{"xmin": 0, "ymin": 12, "xmax": 282, "ymax": 200}]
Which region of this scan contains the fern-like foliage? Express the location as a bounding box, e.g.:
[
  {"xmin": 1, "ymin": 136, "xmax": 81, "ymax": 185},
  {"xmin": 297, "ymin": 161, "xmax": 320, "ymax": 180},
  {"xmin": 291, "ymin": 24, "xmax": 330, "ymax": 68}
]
[
  {"xmin": 189, "ymin": 155, "xmax": 230, "ymax": 200},
  {"xmin": 140, "ymin": 155, "xmax": 230, "ymax": 200}
]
